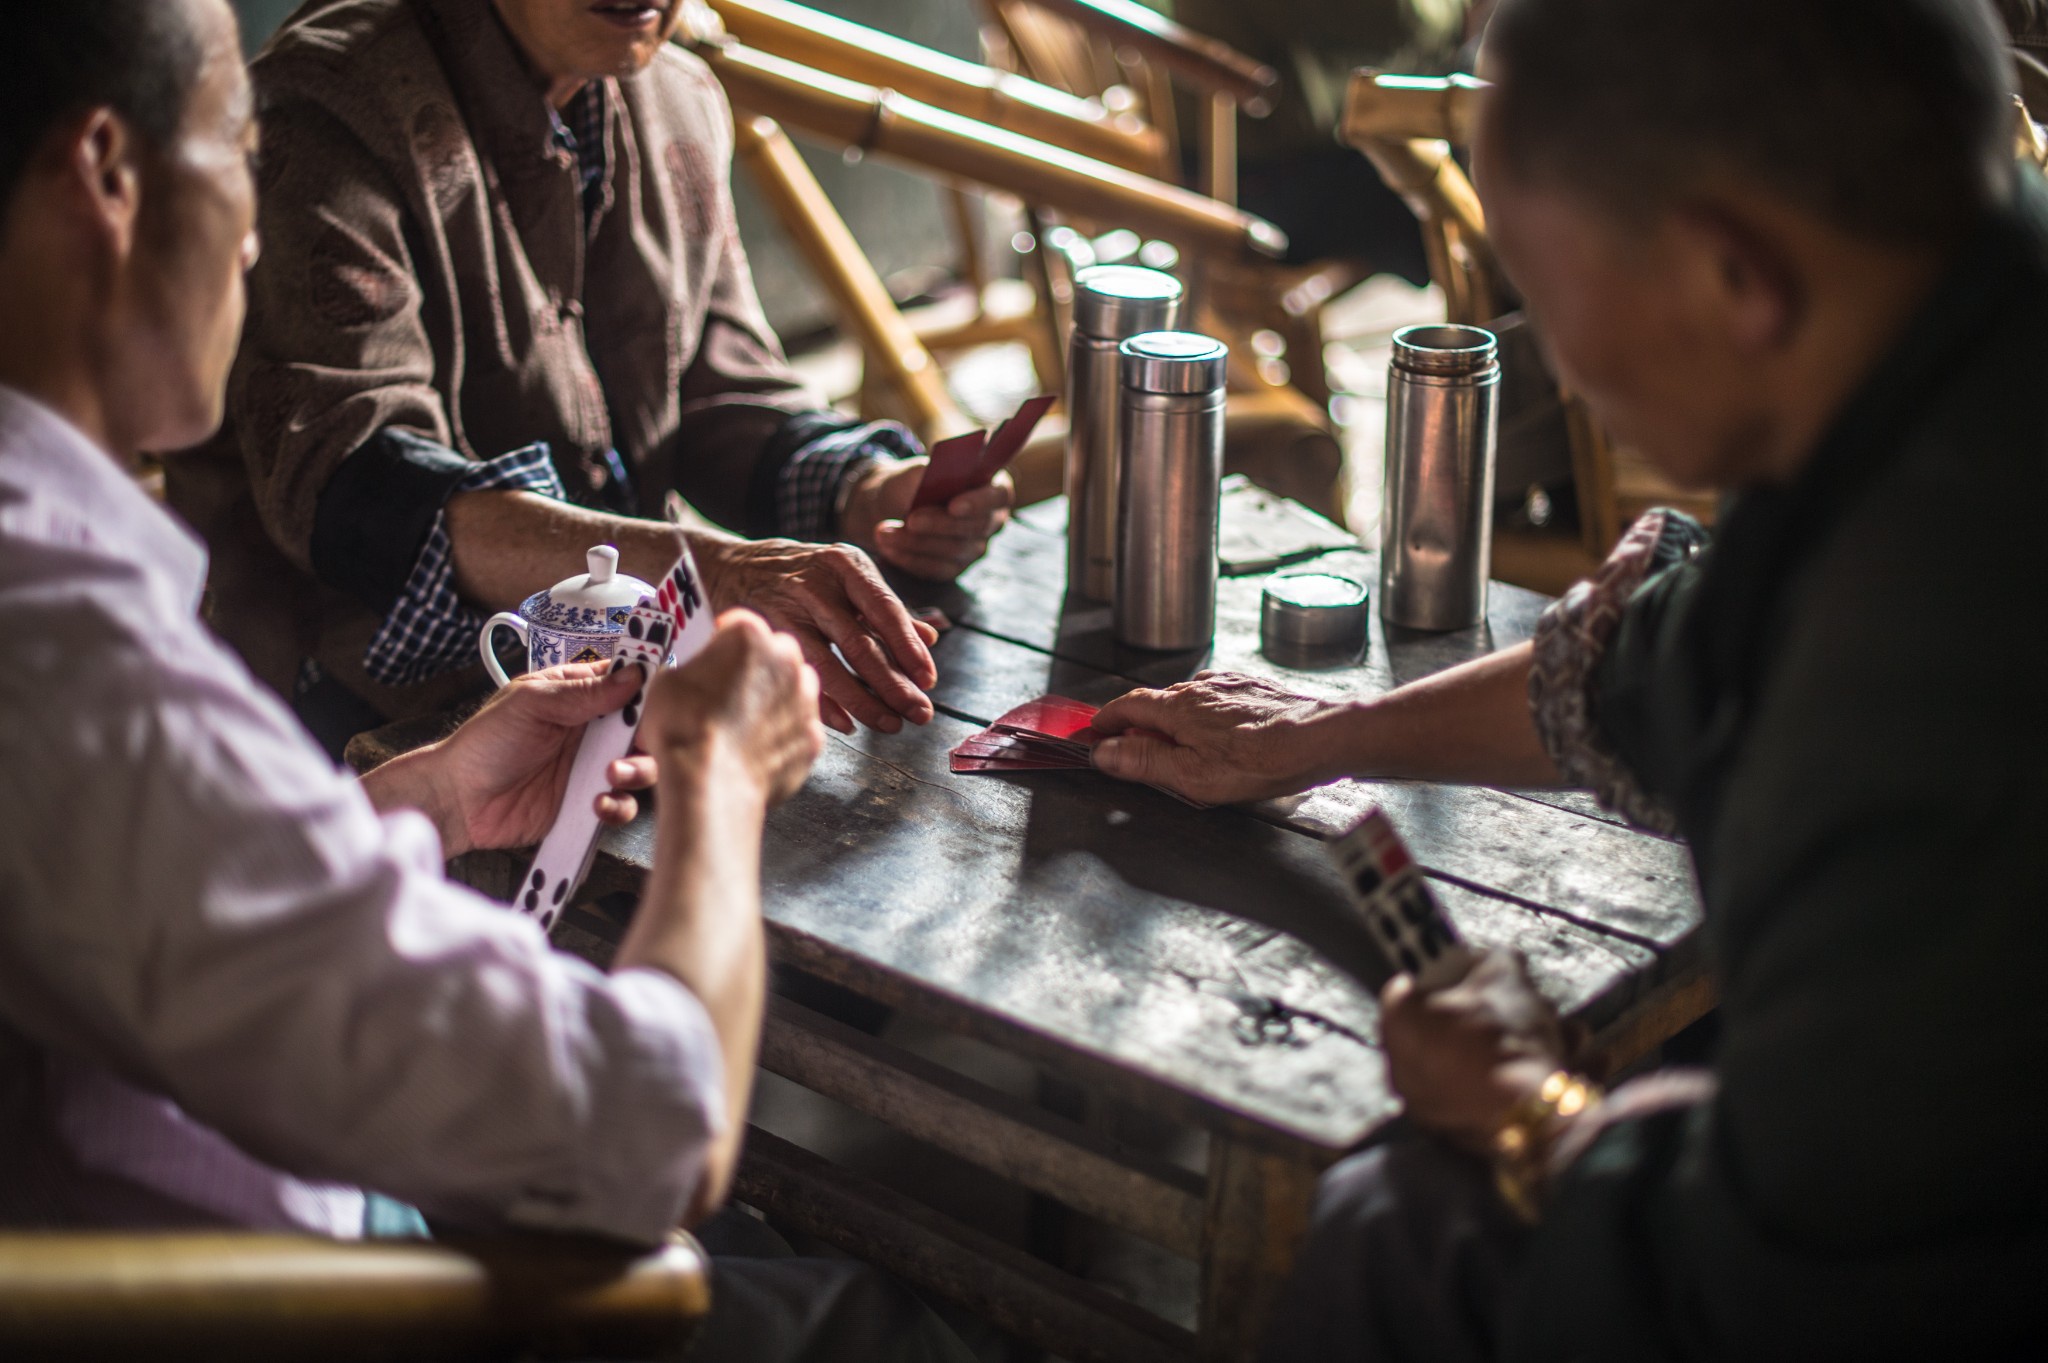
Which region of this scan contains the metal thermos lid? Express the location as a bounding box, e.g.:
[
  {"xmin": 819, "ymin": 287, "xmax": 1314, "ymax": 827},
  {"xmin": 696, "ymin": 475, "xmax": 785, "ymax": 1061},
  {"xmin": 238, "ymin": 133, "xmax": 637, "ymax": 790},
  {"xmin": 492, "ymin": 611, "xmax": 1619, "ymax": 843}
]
[
  {"xmin": 1390, "ymin": 324, "xmax": 1500, "ymax": 378},
  {"xmin": 1073, "ymin": 265, "xmax": 1184, "ymax": 340},
  {"xmin": 1119, "ymin": 331, "xmax": 1229, "ymax": 395},
  {"xmin": 1260, "ymin": 572, "xmax": 1370, "ymax": 667}
]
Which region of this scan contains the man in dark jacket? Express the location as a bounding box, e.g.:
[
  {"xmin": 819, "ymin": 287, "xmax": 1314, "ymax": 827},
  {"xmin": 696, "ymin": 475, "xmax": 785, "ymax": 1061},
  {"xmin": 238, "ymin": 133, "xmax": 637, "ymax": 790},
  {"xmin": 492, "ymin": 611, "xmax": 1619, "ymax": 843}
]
[
  {"xmin": 172, "ymin": 0, "xmax": 1008, "ymax": 745},
  {"xmin": 1089, "ymin": 0, "xmax": 2048, "ymax": 1357}
]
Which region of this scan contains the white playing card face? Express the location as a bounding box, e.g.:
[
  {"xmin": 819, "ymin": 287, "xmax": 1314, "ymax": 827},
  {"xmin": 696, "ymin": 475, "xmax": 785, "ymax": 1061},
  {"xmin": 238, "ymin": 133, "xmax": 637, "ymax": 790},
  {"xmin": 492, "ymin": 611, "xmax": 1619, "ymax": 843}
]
[
  {"xmin": 518, "ymin": 542, "xmax": 716, "ymax": 929},
  {"xmin": 655, "ymin": 553, "xmax": 716, "ymax": 664},
  {"xmin": 1328, "ymin": 808, "xmax": 1474, "ymax": 993}
]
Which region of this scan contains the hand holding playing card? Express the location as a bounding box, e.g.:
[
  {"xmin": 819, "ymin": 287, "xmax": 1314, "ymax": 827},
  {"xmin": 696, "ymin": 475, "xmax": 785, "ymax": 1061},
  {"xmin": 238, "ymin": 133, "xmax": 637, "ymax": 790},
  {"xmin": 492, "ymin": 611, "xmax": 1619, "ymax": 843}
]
[
  {"xmin": 1089, "ymin": 673, "xmax": 1348, "ymax": 806},
  {"xmin": 642, "ymin": 611, "xmax": 826, "ymax": 808},
  {"xmin": 843, "ymin": 459, "xmax": 1016, "ymax": 583},
  {"xmin": 411, "ymin": 661, "xmax": 661, "ymax": 858},
  {"xmin": 1381, "ymin": 950, "xmax": 1569, "ymax": 1154},
  {"xmin": 843, "ymin": 396, "xmax": 1051, "ymax": 582}
]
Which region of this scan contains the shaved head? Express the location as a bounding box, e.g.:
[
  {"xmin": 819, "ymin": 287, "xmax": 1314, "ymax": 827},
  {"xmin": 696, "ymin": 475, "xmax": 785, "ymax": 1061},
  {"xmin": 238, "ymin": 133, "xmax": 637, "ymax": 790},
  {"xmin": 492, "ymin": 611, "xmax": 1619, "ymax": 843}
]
[{"xmin": 1483, "ymin": 0, "xmax": 2017, "ymax": 247}]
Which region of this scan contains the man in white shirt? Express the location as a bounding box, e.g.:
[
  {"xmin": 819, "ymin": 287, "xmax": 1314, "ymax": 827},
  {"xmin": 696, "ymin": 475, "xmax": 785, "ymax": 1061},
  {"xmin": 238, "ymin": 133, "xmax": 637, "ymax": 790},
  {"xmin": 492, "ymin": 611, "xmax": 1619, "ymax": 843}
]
[{"xmin": 0, "ymin": 3, "xmax": 967, "ymax": 1358}]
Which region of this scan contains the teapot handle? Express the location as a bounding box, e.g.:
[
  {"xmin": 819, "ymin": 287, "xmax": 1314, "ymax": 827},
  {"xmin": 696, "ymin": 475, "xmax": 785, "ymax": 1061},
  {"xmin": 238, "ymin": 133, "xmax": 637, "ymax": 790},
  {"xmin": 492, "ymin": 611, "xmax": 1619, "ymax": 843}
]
[{"xmin": 479, "ymin": 612, "xmax": 529, "ymax": 689}]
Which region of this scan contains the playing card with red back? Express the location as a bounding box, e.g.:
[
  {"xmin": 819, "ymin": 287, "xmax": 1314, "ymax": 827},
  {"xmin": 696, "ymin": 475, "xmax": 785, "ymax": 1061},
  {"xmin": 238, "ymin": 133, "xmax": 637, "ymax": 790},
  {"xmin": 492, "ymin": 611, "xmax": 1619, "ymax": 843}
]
[
  {"xmin": 949, "ymin": 749, "xmax": 1085, "ymax": 773},
  {"xmin": 992, "ymin": 695, "xmax": 1100, "ymax": 743},
  {"xmin": 910, "ymin": 395, "xmax": 1055, "ymax": 511},
  {"xmin": 973, "ymin": 394, "xmax": 1056, "ymax": 485},
  {"xmin": 910, "ymin": 430, "xmax": 989, "ymax": 511},
  {"xmin": 948, "ymin": 693, "xmax": 1210, "ymax": 807},
  {"xmin": 954, "ymin": 733, "xmax": 1089, "ymax": 766}
]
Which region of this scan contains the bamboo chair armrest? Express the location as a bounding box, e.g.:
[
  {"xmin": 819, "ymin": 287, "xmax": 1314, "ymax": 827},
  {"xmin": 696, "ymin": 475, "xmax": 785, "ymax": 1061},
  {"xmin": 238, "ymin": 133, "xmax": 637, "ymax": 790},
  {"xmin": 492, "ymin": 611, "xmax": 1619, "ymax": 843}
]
[
  {"xmin": 1020, "ymin": 0, "xmax": 1279, "ymax": 113},
  {"xmin": 702, "ymin": 0, "xmax": 1168, "ymax": 175},
  {"xmin": 693, "ymin": 38, "xmax": 1288, "ymax": 260},
  {"xmin": 0, "ymin": 1231, "xmax": 709, "ymax": 1362},
  {"xmin": 1341, "ymin": 71, "xmax": 1489, "ymax": 148}
]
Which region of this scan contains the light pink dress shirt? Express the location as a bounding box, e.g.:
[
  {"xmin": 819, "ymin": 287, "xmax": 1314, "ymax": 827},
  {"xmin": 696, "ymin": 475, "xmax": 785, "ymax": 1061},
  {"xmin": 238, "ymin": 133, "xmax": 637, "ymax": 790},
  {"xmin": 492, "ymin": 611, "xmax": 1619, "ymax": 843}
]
[{"xmin": 0, "ymin": 386, "xmax": 724, "ymax": 1244}]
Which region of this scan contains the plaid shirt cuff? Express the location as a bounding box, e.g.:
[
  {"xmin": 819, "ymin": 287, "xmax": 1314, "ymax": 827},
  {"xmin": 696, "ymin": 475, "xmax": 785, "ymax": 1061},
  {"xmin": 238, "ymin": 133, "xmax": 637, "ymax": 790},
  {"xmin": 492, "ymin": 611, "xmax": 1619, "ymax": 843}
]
[
  {"xmin": 363, "ymin": 444, "xmax": 566, "ymax": 689},
  {"xmin": 773, "ymin": 421, "xmax": 921, "ymax": 542}
]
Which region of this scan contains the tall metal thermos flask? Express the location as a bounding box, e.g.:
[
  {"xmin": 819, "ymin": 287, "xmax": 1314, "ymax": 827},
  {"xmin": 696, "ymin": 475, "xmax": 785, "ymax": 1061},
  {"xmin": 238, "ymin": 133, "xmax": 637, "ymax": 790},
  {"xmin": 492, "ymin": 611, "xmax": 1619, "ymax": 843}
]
[
  {"xmin": 1380, "ymin": 324, "xmax": 1502, "ymax": 630},
  {"xmin": 1066, "ymin": 265, "xmax": 1185, "ymax": 600},
  {"xmin": 1115, "ymin": 331, "xmax": 1229, "ymax": 651}
]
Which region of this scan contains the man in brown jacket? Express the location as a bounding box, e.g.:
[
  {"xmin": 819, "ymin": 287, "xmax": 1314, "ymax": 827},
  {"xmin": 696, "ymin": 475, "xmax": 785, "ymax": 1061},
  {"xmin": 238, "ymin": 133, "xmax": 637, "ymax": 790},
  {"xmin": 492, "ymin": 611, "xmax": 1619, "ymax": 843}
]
[{"xmin": 172, "ymin": 0, "xmax": 1010, "ymax": 748}]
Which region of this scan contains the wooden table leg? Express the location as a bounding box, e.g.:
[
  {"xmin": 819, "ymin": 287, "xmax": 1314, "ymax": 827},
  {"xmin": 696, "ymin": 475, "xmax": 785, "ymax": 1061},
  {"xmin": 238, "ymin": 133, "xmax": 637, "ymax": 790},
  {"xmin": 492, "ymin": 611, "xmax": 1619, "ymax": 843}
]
[{"xmin": 1198, "ymin": 1140, "xmax": 1320, "ymax": 1363}]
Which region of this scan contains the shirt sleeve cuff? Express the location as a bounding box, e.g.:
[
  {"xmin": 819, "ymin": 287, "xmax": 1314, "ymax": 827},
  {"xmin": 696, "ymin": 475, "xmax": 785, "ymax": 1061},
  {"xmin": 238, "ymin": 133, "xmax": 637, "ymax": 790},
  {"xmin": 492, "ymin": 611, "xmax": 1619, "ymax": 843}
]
[
  {"xmin": 361, "ymin": 444, "xmax": 565, "ymax": 689},
  {"xmin": 744, "ymin": 412, "xmax": 921, "ymax": 542},
  {"xmin": 1526, "ymin": 508, "xmax": 1709, "ymax": 834},
  {"xmin": 773, "ymin": 419, "xmax": 922, "ymax": 543},
  {"xmin": 502, "ymin": 965, "xmax": 727, "ymax": 1246},
  {"xmin": 311, "ymin": 430, "xmax": 482, "ymax": 615}
]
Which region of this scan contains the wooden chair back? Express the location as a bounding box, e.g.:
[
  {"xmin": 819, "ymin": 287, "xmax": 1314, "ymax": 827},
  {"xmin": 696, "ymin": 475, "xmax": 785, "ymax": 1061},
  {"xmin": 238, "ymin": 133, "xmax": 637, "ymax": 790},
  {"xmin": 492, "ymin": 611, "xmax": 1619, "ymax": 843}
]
[{"xmin": 1342, "ymin": 70, "xmax": 1715, "ymax": 560}]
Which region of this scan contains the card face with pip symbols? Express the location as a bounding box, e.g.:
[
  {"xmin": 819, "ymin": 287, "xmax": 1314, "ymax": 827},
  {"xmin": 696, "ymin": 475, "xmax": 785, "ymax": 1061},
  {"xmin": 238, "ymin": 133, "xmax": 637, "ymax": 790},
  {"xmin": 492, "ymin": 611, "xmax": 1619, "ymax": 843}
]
[
  {"xmin": 1328, "ymin": 808, "xmax": 1475, "ymax": 992},
  {"xmin": 518, "ymin": 542, "xmax": 715, "ymax": 930}
]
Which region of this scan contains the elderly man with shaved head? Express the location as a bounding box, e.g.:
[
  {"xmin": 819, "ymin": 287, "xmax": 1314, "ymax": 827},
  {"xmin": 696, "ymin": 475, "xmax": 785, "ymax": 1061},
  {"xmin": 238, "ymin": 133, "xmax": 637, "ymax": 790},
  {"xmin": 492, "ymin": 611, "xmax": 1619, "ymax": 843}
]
[{"xmin": 1087, "ymin": 1, "xmax": 2048, "ymax": 1358}]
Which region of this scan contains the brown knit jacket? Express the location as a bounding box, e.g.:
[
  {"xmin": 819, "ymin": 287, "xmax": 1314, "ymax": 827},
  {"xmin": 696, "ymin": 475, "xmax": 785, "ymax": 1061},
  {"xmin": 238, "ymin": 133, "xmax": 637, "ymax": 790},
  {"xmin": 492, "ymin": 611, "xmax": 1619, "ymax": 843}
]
[{"xmin": 169, "ymin": 0, "xmax": 812, "ymax": 717}]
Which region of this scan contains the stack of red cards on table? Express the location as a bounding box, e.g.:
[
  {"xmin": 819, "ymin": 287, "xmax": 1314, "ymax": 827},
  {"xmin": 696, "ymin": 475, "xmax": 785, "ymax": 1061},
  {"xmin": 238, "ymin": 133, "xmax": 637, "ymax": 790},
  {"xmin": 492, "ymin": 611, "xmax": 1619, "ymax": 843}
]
[
  {"xmin": 950, "ymin": 695, "xmax": 1102, "ymax": 773},
  {"xmin": 950, "ymin": 696, "xmax": 1208, "ymax": 807}
]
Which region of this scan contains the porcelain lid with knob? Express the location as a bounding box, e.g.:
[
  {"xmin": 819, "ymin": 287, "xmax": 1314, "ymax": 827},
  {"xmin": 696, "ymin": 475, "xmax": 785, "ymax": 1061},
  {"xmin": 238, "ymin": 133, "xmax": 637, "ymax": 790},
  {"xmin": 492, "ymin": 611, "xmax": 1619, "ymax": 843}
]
[{"xmin": 518, "ymin": 546, "xmax": 657, "ymax": 633}]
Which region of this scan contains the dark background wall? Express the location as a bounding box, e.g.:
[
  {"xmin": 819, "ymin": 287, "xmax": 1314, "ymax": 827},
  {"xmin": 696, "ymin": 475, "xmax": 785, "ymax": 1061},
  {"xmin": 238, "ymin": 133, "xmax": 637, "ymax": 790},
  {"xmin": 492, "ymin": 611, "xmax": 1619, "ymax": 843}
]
[{"xmin": 227, "ymin": 0, "xmax": 977, "ymax": 338}]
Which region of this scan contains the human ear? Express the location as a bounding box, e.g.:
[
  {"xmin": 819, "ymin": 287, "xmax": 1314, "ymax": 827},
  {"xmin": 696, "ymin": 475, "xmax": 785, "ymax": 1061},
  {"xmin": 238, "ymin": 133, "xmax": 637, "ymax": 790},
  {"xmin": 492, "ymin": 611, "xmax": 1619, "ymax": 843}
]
[
  {"xmin": 1674, "ymin": 203, "xmax": 1800, "ymax": 352},
  {"xmin": 64, "ymin": 109, "xmax": 145, "ymax": 265}
]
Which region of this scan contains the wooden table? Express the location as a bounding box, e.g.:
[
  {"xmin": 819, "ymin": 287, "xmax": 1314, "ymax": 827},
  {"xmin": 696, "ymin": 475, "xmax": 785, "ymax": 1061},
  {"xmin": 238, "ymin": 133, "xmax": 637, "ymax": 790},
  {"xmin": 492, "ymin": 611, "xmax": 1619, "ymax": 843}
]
[{"xmin": 355, "ymin": 486, "xmax": 1707, "ymax": 1363}]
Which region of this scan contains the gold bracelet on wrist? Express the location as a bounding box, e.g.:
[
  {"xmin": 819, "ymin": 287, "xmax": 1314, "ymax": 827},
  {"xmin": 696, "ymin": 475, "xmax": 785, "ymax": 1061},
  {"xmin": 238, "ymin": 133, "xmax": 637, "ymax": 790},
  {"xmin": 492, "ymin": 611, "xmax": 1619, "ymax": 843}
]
[{"xmin": 1490, "ymin": 1069, "xmax": 1601, "ymax": 1224}]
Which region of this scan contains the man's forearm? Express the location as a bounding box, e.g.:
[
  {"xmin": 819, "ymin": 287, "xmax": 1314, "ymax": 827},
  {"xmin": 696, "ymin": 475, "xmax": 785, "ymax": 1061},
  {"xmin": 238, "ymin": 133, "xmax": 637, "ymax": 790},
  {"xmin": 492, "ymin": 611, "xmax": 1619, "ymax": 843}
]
[
  {"xmin": 358, "ymin": 745, "xmax": 468, "ymax": 855},
  {"xmin": 1323, "ymin": 641, "xmax": 1562, "ymax": 788},
  {"xmin": 611, "ymin": 750, "xmax": 769, "ymax": 1222},
  {"xmin": 445, "ymin": 490, "xmax": 731, "ymax": 611}
]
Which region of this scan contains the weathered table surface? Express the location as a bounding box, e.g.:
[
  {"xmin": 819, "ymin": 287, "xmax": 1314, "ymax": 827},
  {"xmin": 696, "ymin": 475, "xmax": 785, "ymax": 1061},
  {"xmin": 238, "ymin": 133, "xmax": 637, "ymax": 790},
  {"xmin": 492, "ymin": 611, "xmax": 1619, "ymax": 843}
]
[
  {"xmin": 359, "ymin": 486, "xmax": 1707, "ymax": 1361},
  {"xmin": 568, "ymin": 489, "xmax": 1705, "ymax": 1155}
]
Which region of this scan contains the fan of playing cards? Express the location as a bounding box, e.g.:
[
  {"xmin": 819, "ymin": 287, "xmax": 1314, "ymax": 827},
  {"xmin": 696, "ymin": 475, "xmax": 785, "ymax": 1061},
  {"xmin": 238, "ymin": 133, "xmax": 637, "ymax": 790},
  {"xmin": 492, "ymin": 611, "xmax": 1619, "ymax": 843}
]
[
  {"xmin": 948, "ymin": 696, "xmax": 1207, "ymax": 807},
  {"xmin": 949, "ymin": 696, "xmax": 1101, "ymax": 773},
  {"xmin": 912, "ymin": 394, "xmax": 1056, "ymax": 510},
  {"xmin": 1328, "ymin": 808, "xmax": 1476, "ymax": 992},
  {"xmin": 516, "ymin": 546, "xmax": 716, "ymax": 931}
]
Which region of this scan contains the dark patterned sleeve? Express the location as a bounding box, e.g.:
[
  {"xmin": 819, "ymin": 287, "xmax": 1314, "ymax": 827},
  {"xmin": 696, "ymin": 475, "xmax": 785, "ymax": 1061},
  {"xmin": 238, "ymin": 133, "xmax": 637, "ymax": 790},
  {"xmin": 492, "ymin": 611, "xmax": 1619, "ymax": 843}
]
[{"xmin": 1526, "ymin": 509, "xmax": 1710, "ymax": 833}]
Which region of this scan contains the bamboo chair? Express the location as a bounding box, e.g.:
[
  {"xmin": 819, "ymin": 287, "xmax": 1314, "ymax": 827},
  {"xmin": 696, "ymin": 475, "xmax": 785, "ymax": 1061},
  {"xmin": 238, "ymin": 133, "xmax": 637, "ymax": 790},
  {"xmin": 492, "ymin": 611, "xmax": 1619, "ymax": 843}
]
[
  {"xmin": 983, "ymin": 0, "xmax": 1371, "ymax": 412},
  {"xmin": 0, "ymin": 1230, "xmax": 709, "ymax": 1361},
  {"xmin": 1341, "ymin": 71, "xmax": 1715, "ymax": 573},
  {"xmin": 677, "ymin": 5, "xmax": 1346, "ymax": 518},
  {"xmin": 703, "ymin": 0, "xmax": 1148, "ymax": 396}
]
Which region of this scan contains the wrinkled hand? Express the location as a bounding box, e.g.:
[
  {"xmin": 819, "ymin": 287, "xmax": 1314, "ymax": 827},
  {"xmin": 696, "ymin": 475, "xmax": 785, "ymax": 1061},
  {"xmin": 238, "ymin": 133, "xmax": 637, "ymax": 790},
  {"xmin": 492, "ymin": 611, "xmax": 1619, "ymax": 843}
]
[
  {"xmin": 642, "ymin": 610, "xmax": 826, "ymax": 806},
  {"xmin": 693, "ymin": 532, "xmax": 938, "ymax": 735},
  {"xmin": 1381, "ymin": 950, "xmax": 1568, "ymax": 1153},
  {"xmin": 1089, "ymin": 672, "xmax": 1349, "ymax": 805},
  {"xmin": 428, "ymin": 662, "xmax": 659, "ymax": 856},
  {"xmin": 841, "ymin": 458, "xmax": 1014, "ymax": 582}
]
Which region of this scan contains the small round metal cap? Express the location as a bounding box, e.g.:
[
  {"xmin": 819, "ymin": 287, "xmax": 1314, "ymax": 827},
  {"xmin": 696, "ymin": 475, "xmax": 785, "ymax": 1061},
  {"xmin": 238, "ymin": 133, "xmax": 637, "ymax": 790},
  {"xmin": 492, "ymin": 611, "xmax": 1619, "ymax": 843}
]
[
  {"xmin": 1073, "ymin": 265, "xmax": 1184, "ymax": 340},
  {"xmin": 1261, "ymin": 572, "xmax": 1370, "ymax": 666},
  {"xmin": 1391, "ymin": 323, "xmax": 1499, "ymax": 377},
  {"xmin": 1119, "ymin": 331, "xmax": 1229, "ymax": 395}
]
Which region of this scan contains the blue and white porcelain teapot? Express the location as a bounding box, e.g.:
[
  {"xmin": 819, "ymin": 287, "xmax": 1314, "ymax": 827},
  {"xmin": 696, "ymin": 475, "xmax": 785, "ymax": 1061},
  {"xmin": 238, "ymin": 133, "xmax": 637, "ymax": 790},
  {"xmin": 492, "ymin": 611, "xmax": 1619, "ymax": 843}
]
[{"xmin": 478, "ymin": 545, "xmax": 655, "ymax": 688}]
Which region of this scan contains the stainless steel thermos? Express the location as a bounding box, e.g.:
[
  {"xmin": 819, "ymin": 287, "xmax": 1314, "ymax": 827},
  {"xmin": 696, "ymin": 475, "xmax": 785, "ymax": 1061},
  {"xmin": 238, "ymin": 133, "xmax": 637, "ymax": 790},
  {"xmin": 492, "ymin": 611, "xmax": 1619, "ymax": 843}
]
[
  {"xmin": 1114, "ymin": 331, "xmax": 1229, "ymax": 651},
  {"xmin": 1380, "ymin": 324, "xmax": 1501, "ymax": 631},
  {"xmin": 1066, "ymin": 265, "xmax": 1185, "ymax": 600}
]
